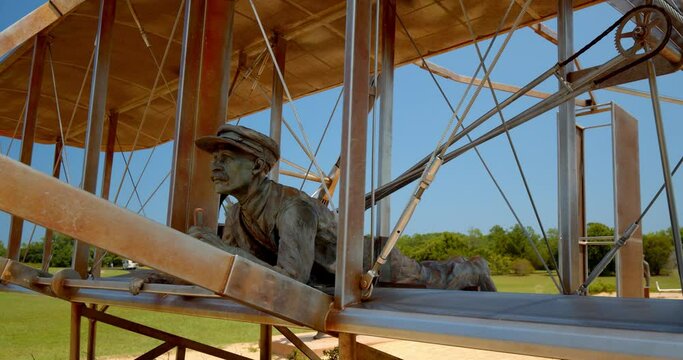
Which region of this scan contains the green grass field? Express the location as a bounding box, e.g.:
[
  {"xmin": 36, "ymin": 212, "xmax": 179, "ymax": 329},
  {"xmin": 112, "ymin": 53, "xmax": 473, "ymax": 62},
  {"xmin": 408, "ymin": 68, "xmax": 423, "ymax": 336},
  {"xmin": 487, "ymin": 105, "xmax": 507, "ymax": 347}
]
[{"xmin": 0, "ymin": 270, "xmax": 680, "ymax": 359}]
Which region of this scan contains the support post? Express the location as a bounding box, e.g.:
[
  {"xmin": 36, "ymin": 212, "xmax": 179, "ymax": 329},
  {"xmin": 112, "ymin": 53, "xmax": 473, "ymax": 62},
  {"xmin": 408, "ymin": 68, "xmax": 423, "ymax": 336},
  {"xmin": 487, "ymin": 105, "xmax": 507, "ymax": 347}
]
[
  {"xmin": 269, "ymin": 33, "xmax": 286, "ymax": 182},
  {"xmin": 73, "ymin": 0, "xmax": 116, "ymax": 278},
  {"xmin": 72, "ymin": 2, "xmax": 116, "ymax": 359},
  {"xmin": 335, "ymin": 0, "xmax": 371, "ymax": 309},
  {"xmin": 86, "ymin": 305, "xmax": 97, "ymax": 360},
  {"xmin": 377, "ymin": 0, "xmax": 396, "ymax": 282},
  {"xmin": 168, "ymin": 0, "xmax": 235, "ymax": 232},
  {"xmin": 557, "ymin": 0, "xmax": 580, "ymax": 294},
  {"xmin": 259, "ymin": 324, "xmax": 272, "ymax": 360},
  {"xmin": 42, "ymin": 137, "xmax": 63, "ymax": 273},
  {"xmin": 645, "ymin": 60, "xmax": 683, "ymax": 293},
  {"xmin": 612, "ymin": 104, "xmax": 643, "ymax": 298},
  {"xmin": 91, "ymin": 111, "xmax": 118, "ymax": 278},
  {"xmin": 576, "ymin": 126, "xmax": 587, "ymax": 283},
  {"xmin": 339, "ymin": 333, "xmax": 357, "ymax": 360},
  {"xmin": 70, "ymin": 302, "xmax": 82, "ymax": 360},
  {"xmin": 7, "ymin": 34, "xmax": 48, "ymax": 261}
]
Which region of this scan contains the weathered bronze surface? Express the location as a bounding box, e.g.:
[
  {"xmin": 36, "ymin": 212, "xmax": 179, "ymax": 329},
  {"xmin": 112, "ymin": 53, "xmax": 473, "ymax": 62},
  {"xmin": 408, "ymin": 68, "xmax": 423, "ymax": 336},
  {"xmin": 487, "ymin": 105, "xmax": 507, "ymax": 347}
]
[{"xmin": 190, "ymin": 124, "xmax": 496, "ymax": 291}]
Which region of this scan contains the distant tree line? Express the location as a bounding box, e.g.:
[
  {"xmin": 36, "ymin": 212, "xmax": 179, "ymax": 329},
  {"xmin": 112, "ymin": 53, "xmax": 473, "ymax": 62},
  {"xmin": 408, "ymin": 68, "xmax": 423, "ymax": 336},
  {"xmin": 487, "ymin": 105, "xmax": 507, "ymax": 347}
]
[
  {"xmin": 0, "ymin": 223, "xmax": 676, "ymax": 276},
  {"xmin": 1, "ymin": 233, "xmax": 124, "ymax": 268},
  {"xmin": 397, "ymin": 223, "xmax": 677, "ymax": 276}
]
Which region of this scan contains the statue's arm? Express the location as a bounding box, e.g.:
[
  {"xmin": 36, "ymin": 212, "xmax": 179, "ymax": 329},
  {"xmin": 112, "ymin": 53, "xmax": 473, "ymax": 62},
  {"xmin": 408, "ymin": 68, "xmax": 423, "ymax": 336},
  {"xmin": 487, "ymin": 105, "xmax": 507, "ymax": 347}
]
[{"xmin": 274, "ymin": 203, "xmax": 318, "ymax": 283}]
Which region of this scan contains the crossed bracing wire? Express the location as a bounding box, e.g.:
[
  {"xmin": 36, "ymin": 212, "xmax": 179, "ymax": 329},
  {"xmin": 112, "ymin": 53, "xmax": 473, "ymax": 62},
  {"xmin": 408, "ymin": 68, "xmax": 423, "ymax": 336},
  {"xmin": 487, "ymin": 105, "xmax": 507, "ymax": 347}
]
[
  {"xmin": 392, "ymin": 0, "xmax": 563, "ymax": 292},
  {"xmin": 247, "ymin": 0, "xmax": 337, "ymax": 209}
]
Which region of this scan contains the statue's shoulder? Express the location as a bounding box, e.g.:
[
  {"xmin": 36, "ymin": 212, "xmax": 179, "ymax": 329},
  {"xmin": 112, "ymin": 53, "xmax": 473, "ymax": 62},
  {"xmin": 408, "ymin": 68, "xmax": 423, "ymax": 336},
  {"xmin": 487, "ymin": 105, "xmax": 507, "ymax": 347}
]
[{"xmin": 268, "ymin": 180, "xmax": 331, "ymax": 216}]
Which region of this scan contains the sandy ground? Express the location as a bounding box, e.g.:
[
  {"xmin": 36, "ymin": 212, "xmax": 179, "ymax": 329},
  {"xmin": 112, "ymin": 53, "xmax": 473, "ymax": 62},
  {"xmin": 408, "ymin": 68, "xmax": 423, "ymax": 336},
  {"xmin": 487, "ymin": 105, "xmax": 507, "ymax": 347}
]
[{"xmin": 105, "ymin": 332, "xmax": 551, "ymax": 360}]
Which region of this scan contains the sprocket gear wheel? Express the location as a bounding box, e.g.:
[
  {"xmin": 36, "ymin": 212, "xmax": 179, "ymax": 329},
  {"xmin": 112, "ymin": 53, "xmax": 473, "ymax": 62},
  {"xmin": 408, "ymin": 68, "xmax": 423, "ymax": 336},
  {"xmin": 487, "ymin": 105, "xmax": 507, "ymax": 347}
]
[{"xmin": 615, "ymin": 7, "xmax": 668, "ymax": 58}]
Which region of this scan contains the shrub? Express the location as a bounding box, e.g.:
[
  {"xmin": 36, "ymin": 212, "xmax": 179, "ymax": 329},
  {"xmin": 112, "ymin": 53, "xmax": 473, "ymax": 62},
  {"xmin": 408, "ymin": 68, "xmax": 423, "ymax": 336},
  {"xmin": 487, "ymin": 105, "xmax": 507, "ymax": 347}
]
[
  {"xmin": 643, "ymin": 230, "xmax": 675, "ymax": 275},
  {"xmin": 287, "ymin": 350, "xmax": 306, "ymax": 360},
  {"xmin": 487, "ymin": 254, "xmax": 513, "ymax": 275},
  {"xmin": 588, "ymin": 279, "xmax": 616, "ymax": 294},
  {"xmin": 510, "ymin": 258, "xmax": 534, "ymax": 276},
  {"xmin": 323, "ymin": 347, "xmax": 339, "ymax": 360}
]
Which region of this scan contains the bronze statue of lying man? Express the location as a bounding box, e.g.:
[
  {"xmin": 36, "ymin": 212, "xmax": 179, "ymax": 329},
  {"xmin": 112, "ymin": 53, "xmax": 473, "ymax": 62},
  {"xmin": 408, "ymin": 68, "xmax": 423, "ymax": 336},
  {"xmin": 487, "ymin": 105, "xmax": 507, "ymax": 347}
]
[{"xmin": 129, "ymin": 124, "xmax": 495, "ymax": 294}]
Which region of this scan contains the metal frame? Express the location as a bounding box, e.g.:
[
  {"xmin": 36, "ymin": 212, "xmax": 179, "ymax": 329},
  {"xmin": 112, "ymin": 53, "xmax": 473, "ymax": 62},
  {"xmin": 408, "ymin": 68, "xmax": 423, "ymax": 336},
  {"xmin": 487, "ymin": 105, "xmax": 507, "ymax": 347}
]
[
  {"xmin": 557, "ymin": 0, "xmax": 580, "ymax": 294},
  {"xmin": 7, "ymin": 34, "xmax": 48, "ymax": 261},
  {"xmin": 269, "ymin": 32, "xmax": 286, "ymax": 182},
  {"xmin": 1, "ymin": 1, "xmax": 683, "ymax": 359}
]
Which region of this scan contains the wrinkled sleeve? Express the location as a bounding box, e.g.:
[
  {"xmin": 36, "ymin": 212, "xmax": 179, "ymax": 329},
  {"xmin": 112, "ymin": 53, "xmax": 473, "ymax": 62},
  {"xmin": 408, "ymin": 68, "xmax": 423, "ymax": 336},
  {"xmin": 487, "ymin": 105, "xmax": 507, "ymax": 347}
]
[
  {"xmin": 274, "ymin": 201, "xmax": 318, "ymax": 283},
  {"xmin": 221, "ymin": 204, "xmax": 240, "ymax": 247}
]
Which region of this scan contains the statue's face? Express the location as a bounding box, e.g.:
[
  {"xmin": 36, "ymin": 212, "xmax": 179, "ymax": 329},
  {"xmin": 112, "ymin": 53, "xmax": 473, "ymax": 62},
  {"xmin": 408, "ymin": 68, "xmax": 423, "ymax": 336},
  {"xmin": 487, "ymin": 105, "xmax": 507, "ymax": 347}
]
[{"xmin": 210, "ymin": 149, "xmax": 257, "ymax": 196}]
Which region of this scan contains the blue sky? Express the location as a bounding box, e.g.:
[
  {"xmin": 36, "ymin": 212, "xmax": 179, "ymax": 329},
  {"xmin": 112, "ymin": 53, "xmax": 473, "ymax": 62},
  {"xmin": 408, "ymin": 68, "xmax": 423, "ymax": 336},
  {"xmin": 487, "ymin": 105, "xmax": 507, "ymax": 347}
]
[{"xmin": 0, "ymin": 1, "xmax": 682, "ymax": 247}]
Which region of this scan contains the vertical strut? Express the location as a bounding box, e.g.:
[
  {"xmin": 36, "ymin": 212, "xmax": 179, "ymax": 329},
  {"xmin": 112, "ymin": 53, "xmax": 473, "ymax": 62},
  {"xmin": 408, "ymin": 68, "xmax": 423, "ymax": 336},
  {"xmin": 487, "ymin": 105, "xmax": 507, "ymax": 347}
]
[
  {"xmin": 377, "ymin": 0, "xmax": 396, "ymax": 282},
  {"xmin": 168, "ymin": 0, "xmax": 235, "ymax": 232},
  {"xmin": 42, "ymin": 137, "xmax": 63, "ymax": 273},
  {"xmin": 557, "ymin": 0, "xmax": 579, "ymax": 294},
  {"xmin": 91, "ymin": 112, "xmax": 118, "ymax": 278},
  {"xmin": 73, "ymin": 1, "xmax": 116, "ymax": 359},
  {"xmin": 259, "ymin": 324, "xmax": 272, "ymax": 360},
  {"xmin": 269, "ymin": 32, "xmax": 287, "ymax": 182},
  {"xmin": 8, "ymin": 34, "xmax": 48, "ymax": 261},
  {"xmin": 646, "ymin": 59, "xmax": 683, "ymax": 294},
  {"xmin": 75, "ymin": 0, "xmax": 116, "ymax": 278},
  {"xmin": 336, "ymin": 0, "xmax": 371, "ymax": 334}
]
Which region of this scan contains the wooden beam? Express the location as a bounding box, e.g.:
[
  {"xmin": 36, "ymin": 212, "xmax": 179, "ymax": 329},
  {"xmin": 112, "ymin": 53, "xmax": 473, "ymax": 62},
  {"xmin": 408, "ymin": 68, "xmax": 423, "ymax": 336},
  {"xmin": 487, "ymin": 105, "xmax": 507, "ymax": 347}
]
[
  {"xmin": 41, "ymin": 137, "xmax": 64, "ymax": 273},
  {"xmin": 7, "ymin": 34, "xmax": 48, "ymax": 261},
  {"xmin": 613, "ymin": 104, "xmax": 643, "ymax": 298},
  {"xmin": 269, "ymin": 32, "xmax": 286, "ymax": 182},
  {"xmin": 413, "ymin": 60, "xmax": 590, "ymax": 107},
  {"xmin": 168, "ymin": 0, "xmax": 205, "ymax": 231},
  {"xmin": 0, "ymin": 156, "xmax": 333, "ymax": 330},
  {"xmin": 81, "ymin": 307, "xmax": 250, "ymax": 360},
  {"xmin": 336, "ymin": 0, "xmax": 371, "ymax": 309},
  {"xmin": 169, "ymin": 0, "xmax": 236, "ymax": 232},
  {"xmin": 115, "ymin": 79, "xmax": 179, "ymax": 114},
  {"xmin": 91, "ymin": 111, "xmax": 118, "ymax": 279},
  {"xmin": 74, "ymin": 0, "xmax": 116, "ymax": 278},
  {"xmin": 0, "ymin": 0, "xmax": 85, "ymax": 58}
]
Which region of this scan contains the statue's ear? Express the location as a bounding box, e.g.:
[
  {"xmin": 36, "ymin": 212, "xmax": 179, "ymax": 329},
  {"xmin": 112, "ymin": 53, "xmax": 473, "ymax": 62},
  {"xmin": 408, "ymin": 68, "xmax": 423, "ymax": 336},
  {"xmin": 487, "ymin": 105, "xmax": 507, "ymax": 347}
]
[{"xmin": 252, "ymin": 158, "xmax": 267, "ymax": 175}]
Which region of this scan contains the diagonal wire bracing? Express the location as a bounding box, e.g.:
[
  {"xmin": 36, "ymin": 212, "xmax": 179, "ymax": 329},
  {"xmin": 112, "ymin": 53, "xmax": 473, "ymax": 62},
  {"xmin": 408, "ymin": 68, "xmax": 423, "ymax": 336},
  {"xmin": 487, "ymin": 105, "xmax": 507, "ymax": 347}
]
[
  {"xmin": 47, "ymin": 42, "xmax": 73, "ymax": 184},
  {"xmin": 5, "ymin": 102, "xmax": 27, "ymax": 156},
  {"xmin": 112, "ymin": 0, "xmax": 183, "ymax": 204},
  {"xmin": 457, "ymin": 0, "xmax": 563, "ymax": 291},
  {"xmin": 389, "ymin": 0, "xmax": 565, "ymax": 292},
  {"xmin": 247, "ymin": 0, "xmax": 336, "ymax": 207},
  {"xmin": 245, "ymin": 67, "xmax": 339, "ymax": 209},
  {"xmin": 299, "ymin": 88, "xmax": 343, "ymax": 191},
  {"xmin": 89, "ymin": 169, "xmax": 172, "ymax": 276},
  {"xmin": 122, "ymin": 114, "xmax": 173, "ymax": 209},
  {"xmin": 115, "ymin": 135, "xmax": 148, "ymax": 216}
]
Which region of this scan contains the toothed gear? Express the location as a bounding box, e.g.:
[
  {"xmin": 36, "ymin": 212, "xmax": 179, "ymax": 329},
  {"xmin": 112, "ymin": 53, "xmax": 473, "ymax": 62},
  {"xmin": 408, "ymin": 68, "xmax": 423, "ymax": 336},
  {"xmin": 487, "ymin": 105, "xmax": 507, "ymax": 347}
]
[{"xmin": 615, "ymin": 7, "xmax": 667, "ymax": 58}]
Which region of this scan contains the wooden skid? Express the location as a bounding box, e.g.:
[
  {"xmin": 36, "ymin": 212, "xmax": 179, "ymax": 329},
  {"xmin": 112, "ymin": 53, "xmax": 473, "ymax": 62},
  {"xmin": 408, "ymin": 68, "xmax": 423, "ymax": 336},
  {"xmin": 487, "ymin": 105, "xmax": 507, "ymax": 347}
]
[{"xmin": 0, "ymin": 155, "xmax": 332, "ymax": 330}]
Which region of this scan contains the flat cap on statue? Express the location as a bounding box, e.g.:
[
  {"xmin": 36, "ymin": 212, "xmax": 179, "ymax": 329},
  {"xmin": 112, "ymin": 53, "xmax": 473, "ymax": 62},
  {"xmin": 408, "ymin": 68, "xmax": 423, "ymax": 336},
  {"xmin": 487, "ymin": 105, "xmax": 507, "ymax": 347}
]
[{"xmin": 195, "ymin": 124, "xmax": 280, "ymax": 168}]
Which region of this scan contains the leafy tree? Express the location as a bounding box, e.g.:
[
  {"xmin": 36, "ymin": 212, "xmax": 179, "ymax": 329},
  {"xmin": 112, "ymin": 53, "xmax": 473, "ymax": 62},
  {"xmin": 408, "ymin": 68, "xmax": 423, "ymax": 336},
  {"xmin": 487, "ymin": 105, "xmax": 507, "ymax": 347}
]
[
  {"xmin": 19, "ymin": 240, "xmax": 44, "ymax": 263},
  {"xmin": 510, "ymin": 258, "xmax": 534, "ymax": 276},
  {"xmin": 50, "ymin": 233, "xmax": 75, "ymax": 267},
  {"xmin": 0, "ymin": 241, "xmax": 6, "ymax": 257},
  {"xmin": 586, "ymin": 222, "xmax": 614, "ymax": 275},
  {"xmin": 643, "ymin": 229, "xmax": 674, "ymax": 275},
  {"xmin": 538, "ymin": 228, "xmax": 559, "ymax": 270}
]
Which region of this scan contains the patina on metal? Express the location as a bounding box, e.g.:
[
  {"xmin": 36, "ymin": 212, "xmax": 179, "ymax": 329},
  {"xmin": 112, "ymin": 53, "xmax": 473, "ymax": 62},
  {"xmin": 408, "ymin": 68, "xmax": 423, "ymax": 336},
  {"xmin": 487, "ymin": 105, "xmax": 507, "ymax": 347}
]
[{"xmin": 189, "ymin": 124, "xmax": 496, "ymax": 291}]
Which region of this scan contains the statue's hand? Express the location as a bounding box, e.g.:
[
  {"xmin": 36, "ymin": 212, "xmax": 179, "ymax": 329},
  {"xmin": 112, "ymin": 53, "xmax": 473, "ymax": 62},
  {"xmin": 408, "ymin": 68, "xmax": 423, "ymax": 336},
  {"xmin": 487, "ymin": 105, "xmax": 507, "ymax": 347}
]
[
  {"xmin": 187, "ymin": 225, "xmax": 222, "ymax": 247},
  {"xmin": 127, "ymin": 271, "xmax": 189, "ymax": 295}
]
